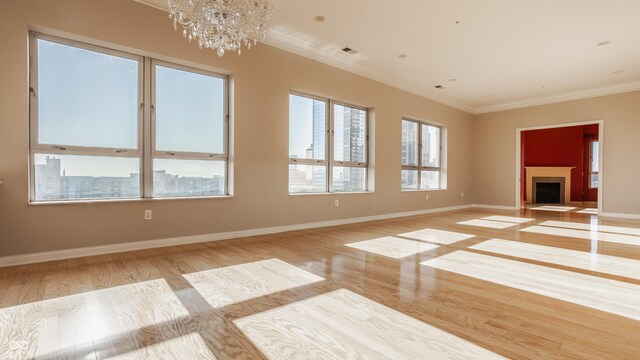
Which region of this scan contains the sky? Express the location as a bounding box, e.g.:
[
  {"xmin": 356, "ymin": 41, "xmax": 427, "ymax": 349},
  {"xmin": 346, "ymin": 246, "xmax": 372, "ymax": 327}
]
[
  {"xmin": 35, "ymin": 39, "xmax": 361, "ymax": 178},
  {"xmin": 288, "ymin": 94, "xmax": 320, "ymax": 159},
  {"xmin": 36, "ymin": 39, "xmax": 225, "ymax": 177}
]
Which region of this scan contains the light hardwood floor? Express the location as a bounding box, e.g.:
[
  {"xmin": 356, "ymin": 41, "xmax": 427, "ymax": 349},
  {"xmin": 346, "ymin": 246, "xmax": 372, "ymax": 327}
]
[{"xmin": 1, "ymin": 207, "xmax": 640, "ymax": 359}]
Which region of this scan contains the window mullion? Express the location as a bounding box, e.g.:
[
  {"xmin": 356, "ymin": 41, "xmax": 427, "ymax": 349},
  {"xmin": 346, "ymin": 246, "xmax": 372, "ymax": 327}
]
[
  {"xmin": 143, "ymin": 57, "xmax": 153, "ymax": 198},
  {"xmin": 417, "ymin": 121, "xmax": 423, "ymax": 188},
  {"xmin": 334, "ymin": 161, "xmax": 367, "ymax": 167},
  {"xmin": 289, "ymin": 158, "xmax": 328, "ymax": 166},
  {"xmin": 31, "ymin": 145, "xmax": 142, "ymax": 157},
  {"xmin": 328, "ymin": 100, "xmax": 333, "ymax": 193},
  {"xmin": 153, "ymin": 152, "xmax": 226, "ymax": 161}
]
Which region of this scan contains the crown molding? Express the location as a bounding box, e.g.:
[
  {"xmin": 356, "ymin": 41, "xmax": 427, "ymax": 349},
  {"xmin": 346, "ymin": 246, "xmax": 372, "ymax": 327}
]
[
  {"xmin": 474, "ymin": 81, "xmax": 640, "ymax": 114},
  {"xmin": 133, "ymin": 0, "xmax": 165, "ymax": 11}
]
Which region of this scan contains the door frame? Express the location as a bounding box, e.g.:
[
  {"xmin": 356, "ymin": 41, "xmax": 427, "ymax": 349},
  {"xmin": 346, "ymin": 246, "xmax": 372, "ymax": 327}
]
[{"xmin": 515, "ymin": 120, "xmax": 604, "ymax": 214}]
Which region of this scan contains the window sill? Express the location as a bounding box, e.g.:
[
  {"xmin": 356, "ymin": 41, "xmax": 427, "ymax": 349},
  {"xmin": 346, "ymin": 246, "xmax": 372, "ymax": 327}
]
[
  {"xmin": 401, "ymin": 188, "xmax": 447, "ymax": 192},
  {"xmin": 28, "ymin": 195, "xmax": 234, "ymax": 205},
  {"xmin": 289, "ymin": 191, "xmax": 374, "ymax": 196}
]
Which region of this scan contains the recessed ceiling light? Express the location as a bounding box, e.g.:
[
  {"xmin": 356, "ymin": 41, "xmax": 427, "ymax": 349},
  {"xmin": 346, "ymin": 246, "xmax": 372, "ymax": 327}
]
[
  {"xmin": 314, "ymin": 16, "xmax": 325, "ymax": 22},
  {"xmin": 448, "ymin": 78, "xmax": 457, "ymax": 82},
  {"xmin": 613, "ymin": 70, "xmax": 625, "ymax": 74},
  {"xmin": 398, "ymin": 54, "xmax": 407, "ymax": 58},
  {"xmin": 342, "ymin": 47, "xmax": 353, "ymax": 53},
  {"xmin": 597, "ymin": 40, "xmax": 611, "ymax": 46},
  {"xmin": 435, "ymin": 85, "xmax": 444, "ymax": 89}
]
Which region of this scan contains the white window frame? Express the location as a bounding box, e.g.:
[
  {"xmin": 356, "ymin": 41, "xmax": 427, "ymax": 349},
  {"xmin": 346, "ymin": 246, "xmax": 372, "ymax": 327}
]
[
  {"xmin": 401, "ymin": 118, "xmax": 443, "ymax": 191},
  {"xmin": 288, "ymin": 92, "xmax": 369, "ymax": 193},
  {"xmin": 149, "ymin": 59, "xmax": 229, "ymax": 198},
  {"xmin": 28, "ymin": 31, "xmax": 229, "ymax": 202}
]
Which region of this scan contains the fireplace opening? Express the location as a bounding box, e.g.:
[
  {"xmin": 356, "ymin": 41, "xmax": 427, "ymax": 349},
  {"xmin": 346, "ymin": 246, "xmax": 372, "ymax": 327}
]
[
  {"xmin": 535, "ymin": 183, "xmax": 561, "ymax": 204},
  {"xmin": 532, "ymin": 176, "xmax": 565, "ymax": 204}
]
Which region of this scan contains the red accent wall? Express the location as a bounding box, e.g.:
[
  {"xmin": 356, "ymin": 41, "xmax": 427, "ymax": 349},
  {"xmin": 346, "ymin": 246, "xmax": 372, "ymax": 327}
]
[{"xmin": 523, "ymin": 125, "xmax": 598, "ymax": 202}]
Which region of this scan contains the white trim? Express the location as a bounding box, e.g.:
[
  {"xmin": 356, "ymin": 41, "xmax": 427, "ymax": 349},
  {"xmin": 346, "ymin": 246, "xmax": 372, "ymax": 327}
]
[
  {"xmin": 0, "ymin": 204, "xmax": 473, "ymax": 267},
  {"xmin": 472, "ymin": 204, "xmax": 519, "ymax": 211},
  {"xmin": 474, "ymin": 82, "xmax": 640, "ymax": 114},
  {"xmin": 515, "ymin": 120, "xmax": 604, "ymax": 215},
  {"xmin": 600, "ymin": 212, "xmax": 640, "ymax": 220}
]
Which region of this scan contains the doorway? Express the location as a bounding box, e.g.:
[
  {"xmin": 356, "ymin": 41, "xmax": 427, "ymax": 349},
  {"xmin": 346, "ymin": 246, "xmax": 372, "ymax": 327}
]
[{"xmin": 515, "ymin": 121, "xmax": 603, "ymax": 213}]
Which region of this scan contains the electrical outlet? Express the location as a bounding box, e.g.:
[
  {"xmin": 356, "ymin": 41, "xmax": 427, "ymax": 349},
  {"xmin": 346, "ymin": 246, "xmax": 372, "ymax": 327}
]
[
  {"xmin": 425, "ymin": 194, "xmax": 429, "ymax": 200},
  {"xmin": 335, "ymin": 199, "xmax": 340, "ymax": 207},
  {"xmin": 461, "ymin": 192, "xmax": 465, "ymax": 198},
  {"xmin": 145, "ymin": 209, "xmax": 152, "ymax": 220}
]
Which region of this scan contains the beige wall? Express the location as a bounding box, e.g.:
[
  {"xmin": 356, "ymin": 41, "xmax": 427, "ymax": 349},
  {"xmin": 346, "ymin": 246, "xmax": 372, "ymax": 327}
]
[
  {"xmin": 475, "ymin": 91, "xmax": 640, "ymax": 214},
  {"xmin": 0, "ymin": 0, "xmax": 476, "ymax": 256}
]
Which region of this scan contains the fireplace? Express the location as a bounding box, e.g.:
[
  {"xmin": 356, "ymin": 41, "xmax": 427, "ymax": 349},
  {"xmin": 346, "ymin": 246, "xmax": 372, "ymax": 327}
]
[
  {"xmin": 525, "ymin": 167, "xmax": 574, "ymax": 204},
  {"xmin": 532, "ymin": 177, "xmax": 565, "ymax": 204}
]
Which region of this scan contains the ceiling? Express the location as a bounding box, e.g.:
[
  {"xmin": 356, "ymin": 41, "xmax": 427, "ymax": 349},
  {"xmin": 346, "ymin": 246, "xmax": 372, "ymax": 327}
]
[{"xmin": 136, "ymin": 0, "xmax": 640, "ymax": 114}]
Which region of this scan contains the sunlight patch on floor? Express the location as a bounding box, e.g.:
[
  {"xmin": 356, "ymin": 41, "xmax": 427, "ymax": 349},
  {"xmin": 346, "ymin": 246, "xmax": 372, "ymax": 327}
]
[
  {"xmin": 471, "ymin": 239, "xmax": 640, "ymax": 280},
  {"xmin": 457, "ymin": 219, "xmax": 516, "ymax": 229},
  {"xmin": 397, "ymin": 228, "xmax": 475, "ymax": 245},
  {"xmin": 184, "ymin": 259, "xmax": 324, "ymax": 309},
  {"xmin": 481, "ymin": 216, "xmax": 535, "ymax": 224},
  {"xmin": 234, "ymin": 289, "xmax": 505, "ymax": 360},
  {"xmin": 0, "ymin": 279, "xmax": 189, "ymax": 359},
  {"xmin": 576, "ymin": 208, "xmax": 598, "ymax": 215},
  {"xmin": 110, "ymin": 332, "xmax": 217, "ymax": 360},
  {"xmin": 520, "ymin": 225, "xmax": 640, "ymax": 246},
  {"xmin": 421, "ymin": 251, "xmax": 640, "ymax": 321},
  {"xmin": 539, "ymin": 220, "xmax": 640, "ymax": 236},
  {"xmin": 530, "ymin": 205, "xmax": 576, "ymax": 212},
  {"xmin": 346, "ymin": 236, "xmax": 439, "ymax": 259}
]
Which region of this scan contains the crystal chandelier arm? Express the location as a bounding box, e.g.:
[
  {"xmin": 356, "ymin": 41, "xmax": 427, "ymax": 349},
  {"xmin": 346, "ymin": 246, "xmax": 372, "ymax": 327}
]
[{"xmin": 168, "ymin": 0, "xmax": 273, "ymax": 56}]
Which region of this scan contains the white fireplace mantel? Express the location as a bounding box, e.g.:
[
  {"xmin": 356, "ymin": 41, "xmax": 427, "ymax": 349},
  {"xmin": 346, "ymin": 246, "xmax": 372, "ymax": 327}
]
[{"xmin": 525, "ymin": 166, "xmax": 575, "ymax": 204}]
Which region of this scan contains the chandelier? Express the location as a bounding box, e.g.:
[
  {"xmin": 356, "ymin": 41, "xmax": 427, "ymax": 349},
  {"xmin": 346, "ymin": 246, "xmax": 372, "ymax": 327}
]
[{"xmin": 168, "ymin": 0, "xmax": 274, "ymax": 57}]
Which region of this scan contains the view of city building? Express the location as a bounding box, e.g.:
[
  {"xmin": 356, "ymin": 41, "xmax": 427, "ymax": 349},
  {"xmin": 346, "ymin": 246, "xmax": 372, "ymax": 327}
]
[
  {"xmin": 34, "ymin": 156, "xmax": 224, "ymax": 200},
  {"xmin": 333, "ymin": 104, "xmax": 367, "ymax": 191},
  {"xmin": 401, "ymin": 120, "xmax": 441, "ymax": 190},
  {"xmin": 401, "ymin": 121, "xmax": 418, "ymax": 189},
  {"xmin": 289, "ymin": 99, "xmax": 367, "ymax": 193}
]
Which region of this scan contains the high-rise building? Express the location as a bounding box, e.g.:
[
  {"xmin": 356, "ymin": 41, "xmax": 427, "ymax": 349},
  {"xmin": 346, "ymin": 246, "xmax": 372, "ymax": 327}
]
[
  {"xmin": 401, "ymin": 122, "xmax": 418, "ymax": 188},
  {"xmin": 333, "ymin": 106, "xmax": 366, "ymax": 191},
  {"xmin": 35, "ymin": 156, "xmax": 62, "ymax": 200}
]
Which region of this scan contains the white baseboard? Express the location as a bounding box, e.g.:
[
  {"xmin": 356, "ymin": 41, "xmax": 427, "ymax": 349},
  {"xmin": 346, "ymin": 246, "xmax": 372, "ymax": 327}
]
[
  {"xmin": 472, "ymin": 204, "xmax": 519, "ymax": 211},
  {"xmin": 0, "ymin": 204, "xmax": 473, "ymax": 268},
  {"xmin": 600, "ymin": 212, "xmax": 640, "ymax": 220}
]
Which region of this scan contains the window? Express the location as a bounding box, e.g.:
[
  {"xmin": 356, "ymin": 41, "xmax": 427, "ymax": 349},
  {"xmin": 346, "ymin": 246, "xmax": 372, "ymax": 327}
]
[
  {"xmin": 589, "ymin": 140, "xmax": 599, "ymax": 188},
  {"xmin": 288, "ymin": 93, "xmax": 369, "ymax": 193},
  {"xmin": 401, "ymin": 119, "xmax": 443, "ymax": 190},
  {"xmin": 152, "ymin": 62, "xmax": 227, "ymax": 197},
  {"xmin": 29, "ymin": 32, "xmax": 228, "ymax": 202}
]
